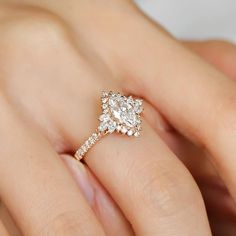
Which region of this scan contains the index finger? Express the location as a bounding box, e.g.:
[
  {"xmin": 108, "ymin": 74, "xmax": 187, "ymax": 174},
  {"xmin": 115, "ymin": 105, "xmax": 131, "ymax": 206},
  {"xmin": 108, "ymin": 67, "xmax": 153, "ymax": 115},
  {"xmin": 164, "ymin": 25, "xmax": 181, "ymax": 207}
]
[{"xmin": 0, "ymin": 221, "xmax": 9, "ymax": 236}]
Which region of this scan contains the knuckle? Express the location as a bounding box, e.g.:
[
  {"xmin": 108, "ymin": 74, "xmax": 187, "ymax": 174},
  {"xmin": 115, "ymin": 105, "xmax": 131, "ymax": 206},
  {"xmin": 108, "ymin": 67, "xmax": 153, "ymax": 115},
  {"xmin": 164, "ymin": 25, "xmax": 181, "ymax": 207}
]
[
  {"xmin": 0, "ymin": 7, "xmax": 69, "ymax": 63},
  {"xmin": 131, "ymin": 160, "xmax": 203, "ymax": 218},
  {"xmin": 39, "ymin": 210, "xmax": 83, "ymax": 236},
  {"xmin": 2, "ymin": 7, "xmax": 66, "ymax": 40}
]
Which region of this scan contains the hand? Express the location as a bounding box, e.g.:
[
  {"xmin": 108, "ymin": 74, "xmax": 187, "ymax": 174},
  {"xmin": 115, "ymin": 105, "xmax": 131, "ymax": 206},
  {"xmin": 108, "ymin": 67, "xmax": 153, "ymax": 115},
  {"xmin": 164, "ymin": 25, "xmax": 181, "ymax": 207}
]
[
  {"xmin": 0, "ymin": 1, "xmax": 236, "ymax": 235},
  {"xmin": 168, "ymin": 40, "xmax": 236, "ymax": 236}
]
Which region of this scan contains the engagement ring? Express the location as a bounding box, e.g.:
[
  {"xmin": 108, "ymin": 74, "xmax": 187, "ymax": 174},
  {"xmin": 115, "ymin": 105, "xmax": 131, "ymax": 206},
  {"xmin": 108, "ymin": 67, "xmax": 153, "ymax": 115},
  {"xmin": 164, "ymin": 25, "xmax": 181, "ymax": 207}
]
[{"xmin": 75, "ymin": 91, "xmax": 143, "ymax": 161}]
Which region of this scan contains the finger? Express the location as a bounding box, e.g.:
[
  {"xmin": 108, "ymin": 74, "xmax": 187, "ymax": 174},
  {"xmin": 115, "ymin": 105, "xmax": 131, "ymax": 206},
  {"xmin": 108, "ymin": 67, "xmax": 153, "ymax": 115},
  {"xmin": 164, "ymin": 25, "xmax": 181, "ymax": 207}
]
[
  {"xmin": 201, "ymin": 184, "xmax": 236, "ymax": 221},
  {"xmin": 87, "ymin": 122, "xmax": 211, "ymax": 235},
  {"xmin": 142, "ymin": 45, "xmax": 236, "ymax": 234},
  {"xmin": 0, "ymin": 221, "xmax": 9, "ymax": 236},
  {"xmin": 0, "ymin": 201, "xmax": 22, "ymax": 236},
  {"xmin": 183, "ymin": 40, "xmax": 236, "ymax": 79},
  {"xmin": 142, "ymin": 82, "xmax": 236, "ymax": 230},
  {"xmin": 1, "ymin": 154, "xmax": 134, "ymax": 236},
  {"xmin": 61, "ymin": 154, "xmax": 134, "ymax": 236},
  {"xmin": 144, "ymin": 40, "xmax": 236, "ymax": 180},
  {"xmin": 153, "ymin": 40, "xmax": 236, "ymax": 181},
  {"xmin": 148, "ymin": 40, "xmax": 236, "ymax": 198},
  {"xmin": 113, "ymin": 24, "xmax": 236, "ymax": 201},
  {"xmin": 143, "ymin": 93, "xmax": 218, "ymax": 182},
  {"xmin": 68, "ymin": 110, "xmax": 211, "ymax": 236},
  {"xmin": 0, "ymin": 98, "xmax": 105, "ymax": 235},
  {"xmin": 208, "ymin": 214, "xmax": 236, "ymax": 236}
]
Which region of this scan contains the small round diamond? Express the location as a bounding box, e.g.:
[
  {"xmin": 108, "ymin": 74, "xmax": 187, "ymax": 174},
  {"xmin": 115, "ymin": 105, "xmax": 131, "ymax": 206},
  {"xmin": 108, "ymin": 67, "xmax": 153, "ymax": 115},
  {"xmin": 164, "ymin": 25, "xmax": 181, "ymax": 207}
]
[
  {"xmin": 88, "ymin": 137, "xmax": 94, "ymax": 144},
  {"xmin": 102, "ymin": 104, "xmax": 108, "ymax": 109},
  {"xmin": 116, "ymin": 125, "xmax": 122, "ymax": 132},
  {"xmin": 103, "ymin": 108, "xmax": 109, "ymax": 114},
  {"xmin": 102, "ymin": 97, "xmax": 108, "ymax": 103},
  {"xmin": 102, "ymin": 91, "xmax": 109, "ymax": 98},
  {"xmin": 77, "ymin": 149, "xmax": 84, "ymax": 157},
  {"xmin": 121, "ymin": 127, "xmax": 127, "ymax": 134},
  {"xmin": 109, "ymin": 97, "xmax": 116, "ymax": 107},
  {"xmin": 108, "ymin": 121, "xmax": 117, "ymax": 133},
  {"xmin": 99, "ymin": 114, "xmax": 110, "ymax": 122},
  {"xmin": 81, "ymin": 145, "xmax": 87, "ymax": 152},
  {"xmin": 98, "ymin": 122, "xmax": 107, "ymax": 132},
  {"xmin": 134, "ymin": 99, "xmax": 143, "ymax": 114},
  {"xmin": 85, "ymin": 140, "xmax": 90, "ymax": 147},
  {"xmin": 127, "ymin": 130, "xmax": 133, "ymax": 136}
]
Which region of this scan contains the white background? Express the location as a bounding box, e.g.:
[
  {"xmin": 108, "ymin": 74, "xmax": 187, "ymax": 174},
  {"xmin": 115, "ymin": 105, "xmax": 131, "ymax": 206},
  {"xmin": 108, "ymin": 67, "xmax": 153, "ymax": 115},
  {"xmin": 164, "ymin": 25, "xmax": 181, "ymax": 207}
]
[{"xmin": 135, "ymin": 0, "xmax": 236, "ymax": 43}]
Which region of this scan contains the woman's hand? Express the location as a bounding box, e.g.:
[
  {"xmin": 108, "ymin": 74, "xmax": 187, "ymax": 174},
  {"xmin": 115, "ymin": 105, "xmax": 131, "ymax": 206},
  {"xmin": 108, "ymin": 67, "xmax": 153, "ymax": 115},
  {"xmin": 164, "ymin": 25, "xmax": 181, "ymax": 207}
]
[{"xmin": 0, "ymin": 1, "xmax": 236, "ymax": 235}]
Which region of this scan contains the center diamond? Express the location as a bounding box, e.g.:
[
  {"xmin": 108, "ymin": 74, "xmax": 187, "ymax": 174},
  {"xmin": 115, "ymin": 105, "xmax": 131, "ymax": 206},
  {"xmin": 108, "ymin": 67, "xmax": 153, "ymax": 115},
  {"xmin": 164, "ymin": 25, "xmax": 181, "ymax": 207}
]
[
  {"xmin": 99, "ymin": 91, "xmax": 143, "ymax": 137},
  {"xmin": 109, "ymin": 95, "xmax": 138, "ymax": 127}
]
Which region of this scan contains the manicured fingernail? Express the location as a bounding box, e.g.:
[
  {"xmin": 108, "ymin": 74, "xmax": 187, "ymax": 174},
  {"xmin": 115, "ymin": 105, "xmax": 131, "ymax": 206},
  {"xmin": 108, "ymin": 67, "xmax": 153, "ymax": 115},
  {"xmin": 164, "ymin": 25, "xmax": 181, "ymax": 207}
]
[{"xmin": 62, "ymin": 155, "xmax": 94, "ymax": 205}]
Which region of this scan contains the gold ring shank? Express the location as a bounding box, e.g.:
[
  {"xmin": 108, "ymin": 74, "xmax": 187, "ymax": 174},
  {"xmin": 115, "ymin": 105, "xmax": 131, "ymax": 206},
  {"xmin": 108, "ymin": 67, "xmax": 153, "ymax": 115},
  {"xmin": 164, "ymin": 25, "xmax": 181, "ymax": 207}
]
[{"xmin": 74, "ymin": 129, "xmax": 108, "ymax": 161}]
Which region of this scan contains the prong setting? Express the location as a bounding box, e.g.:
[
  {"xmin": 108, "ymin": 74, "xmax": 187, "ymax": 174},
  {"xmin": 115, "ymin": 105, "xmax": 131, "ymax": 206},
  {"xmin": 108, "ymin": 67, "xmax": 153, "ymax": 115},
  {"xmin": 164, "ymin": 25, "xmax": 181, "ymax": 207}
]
[
  {"xmin": 99, "ymin": 91, "xmax": 143, "ymax": 137},
  {"xmin": 75, "ymin": 91, "xmax": 144, "ymax": 161}
]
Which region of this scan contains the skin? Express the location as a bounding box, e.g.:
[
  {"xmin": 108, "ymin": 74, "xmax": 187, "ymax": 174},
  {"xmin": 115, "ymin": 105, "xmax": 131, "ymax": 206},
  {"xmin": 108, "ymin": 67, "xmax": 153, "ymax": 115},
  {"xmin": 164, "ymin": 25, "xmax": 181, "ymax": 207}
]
[{"xmin": 0, "ymin": 1, "xmax": 236, "ymax": 235}]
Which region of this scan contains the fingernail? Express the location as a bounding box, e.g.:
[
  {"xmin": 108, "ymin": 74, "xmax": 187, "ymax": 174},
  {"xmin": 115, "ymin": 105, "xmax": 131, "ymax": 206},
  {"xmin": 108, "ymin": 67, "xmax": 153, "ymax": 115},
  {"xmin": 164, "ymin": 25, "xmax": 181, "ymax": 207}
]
[{"xmin": 62, "ymin": 156, "xmax": 94, "ymax": 205}]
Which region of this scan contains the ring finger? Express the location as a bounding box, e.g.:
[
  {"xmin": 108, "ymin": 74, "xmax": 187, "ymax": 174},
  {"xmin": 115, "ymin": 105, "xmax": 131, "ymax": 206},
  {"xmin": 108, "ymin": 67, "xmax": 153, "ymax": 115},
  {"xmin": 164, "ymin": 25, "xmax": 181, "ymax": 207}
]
[{"xmin": 66, "ymin": 90, "xmax": 212, "ymax": 235}]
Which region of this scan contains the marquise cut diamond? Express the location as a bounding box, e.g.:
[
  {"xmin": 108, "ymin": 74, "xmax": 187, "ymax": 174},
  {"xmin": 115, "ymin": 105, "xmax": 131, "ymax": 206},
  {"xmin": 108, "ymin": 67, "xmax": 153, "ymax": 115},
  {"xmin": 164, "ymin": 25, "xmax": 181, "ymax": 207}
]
[{"xmin": 98, "ymin": 91, "xmax": 143, "ymax": 136}]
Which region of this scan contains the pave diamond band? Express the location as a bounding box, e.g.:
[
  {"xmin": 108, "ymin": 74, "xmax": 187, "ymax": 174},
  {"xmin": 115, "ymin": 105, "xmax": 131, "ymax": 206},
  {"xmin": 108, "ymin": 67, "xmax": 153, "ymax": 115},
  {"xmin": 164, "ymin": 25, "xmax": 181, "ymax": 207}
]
[
  {"xmin": 75, "ymin": 91, "xmax": 143, "ymax": 161},
  {"xmin": 75, "ymin": 129, "xmax": 107, "ymax": 161}
]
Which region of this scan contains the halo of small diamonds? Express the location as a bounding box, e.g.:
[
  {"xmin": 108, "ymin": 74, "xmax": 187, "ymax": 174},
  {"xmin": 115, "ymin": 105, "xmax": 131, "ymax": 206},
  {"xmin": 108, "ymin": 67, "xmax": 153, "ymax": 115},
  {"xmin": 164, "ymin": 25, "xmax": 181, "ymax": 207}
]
[
  {"xmin": 75, "ymin": 91, "xmax": 144, "ymax": 161},
  {"xmin": 98, "ymin": 91, "xmax": 143, "ymax": 137}
]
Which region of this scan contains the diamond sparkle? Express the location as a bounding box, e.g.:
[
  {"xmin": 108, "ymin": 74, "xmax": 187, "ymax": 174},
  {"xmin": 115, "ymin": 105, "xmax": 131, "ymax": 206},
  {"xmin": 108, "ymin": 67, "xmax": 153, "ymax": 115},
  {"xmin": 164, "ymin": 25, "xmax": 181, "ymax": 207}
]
[
  {"xmin": 75, "ymin": 91, "xmax": 144, "ymax": 161},
  {"xmin": 98, "ymin": 91, "xmax": 143, "ymax": 136}
]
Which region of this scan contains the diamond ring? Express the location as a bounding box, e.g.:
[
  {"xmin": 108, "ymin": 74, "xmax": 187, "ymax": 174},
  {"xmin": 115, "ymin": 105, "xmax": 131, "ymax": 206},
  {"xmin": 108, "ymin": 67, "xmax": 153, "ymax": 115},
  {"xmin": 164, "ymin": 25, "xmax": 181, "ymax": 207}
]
[{"xmin": 74, "ymin": 91, "xmax": 144, "ymax": 161}]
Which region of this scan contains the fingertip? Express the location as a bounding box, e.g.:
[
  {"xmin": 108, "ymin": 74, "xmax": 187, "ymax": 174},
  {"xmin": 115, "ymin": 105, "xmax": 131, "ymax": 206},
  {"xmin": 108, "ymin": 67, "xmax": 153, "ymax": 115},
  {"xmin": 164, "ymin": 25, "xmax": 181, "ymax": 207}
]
[{"xmin": 183, "ymin": 40, "xmax": 236, "ymax": 79}]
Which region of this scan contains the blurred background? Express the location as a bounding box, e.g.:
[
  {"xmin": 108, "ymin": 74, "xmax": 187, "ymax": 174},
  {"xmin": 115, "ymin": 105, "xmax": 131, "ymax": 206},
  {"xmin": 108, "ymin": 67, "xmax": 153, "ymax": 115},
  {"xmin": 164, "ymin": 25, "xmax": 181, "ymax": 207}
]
[{"xmin": 135, "ymin": 0, "xmax": 236, "ymax": 43}]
